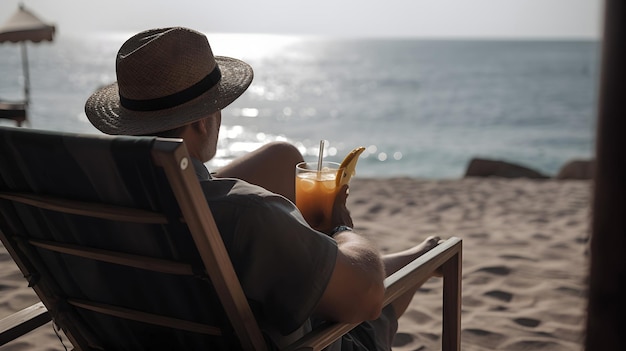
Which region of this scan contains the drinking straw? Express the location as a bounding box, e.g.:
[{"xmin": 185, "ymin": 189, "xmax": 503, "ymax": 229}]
[{"xmin": 317, "ymin": 139, "xmax": 325, "ymax": 172}]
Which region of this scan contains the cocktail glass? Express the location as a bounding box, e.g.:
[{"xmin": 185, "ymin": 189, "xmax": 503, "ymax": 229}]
[{"xmin": 295, "ymin": 161, "xmax": 341, "ymax": 231}]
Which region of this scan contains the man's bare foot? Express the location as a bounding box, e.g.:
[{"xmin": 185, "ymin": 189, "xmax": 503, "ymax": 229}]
[
  {"xmin": 414, "ymin": 235, "xmax": 441, "ymax": 256},
  {"xmin": 382, "ymin": 235, "xmax": 445, "ymax": 278},
  {"xmin": 412, "ymin": 236, "xmax": 447, "ymax": 277}
]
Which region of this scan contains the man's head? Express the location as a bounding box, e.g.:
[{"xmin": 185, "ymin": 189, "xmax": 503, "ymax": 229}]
[{"xmin": 84, "ymin": 27, "xmax": 253, "ymax": 136}]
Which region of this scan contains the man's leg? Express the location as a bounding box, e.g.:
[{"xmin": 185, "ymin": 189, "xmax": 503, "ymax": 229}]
[
  {"xmin": 215, "ymin": 141, "xmax": 304, "ymax": 202},
  {"xmin": 382, "ymin": 236, "xmax": 441, "ymax": 317},
  {"xmin": 346, "ymin": 237, "xmax": 441, "ymax": 351}
]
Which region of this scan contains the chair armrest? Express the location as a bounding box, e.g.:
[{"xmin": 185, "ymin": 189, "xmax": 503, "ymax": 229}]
[
  {"xmin": 0, "ymin": 302, "xmax": 51, "ymax": 346},
  {"xmin": 284, "ymin": 237, "xmax": 463, "ymax": 351}
]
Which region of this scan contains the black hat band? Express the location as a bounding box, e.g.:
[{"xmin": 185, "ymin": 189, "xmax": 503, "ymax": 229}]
[{"xmin": 119, "ymin": 66, "xmax": 222, "ymax": 111}]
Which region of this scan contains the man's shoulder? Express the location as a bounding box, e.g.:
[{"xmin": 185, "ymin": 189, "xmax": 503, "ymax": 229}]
[{"xmin": 199, "ymin": 177, "xmax": 289, "ymax": 207}]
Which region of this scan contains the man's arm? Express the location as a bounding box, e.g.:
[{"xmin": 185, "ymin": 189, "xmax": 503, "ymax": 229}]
[
  {"xmin": 312, "ymin": 185, "xmax": 386, "ymax": 323},
  {"xmin": 314, "ymin": 230, "xmax": 386, "ymax": 323}
]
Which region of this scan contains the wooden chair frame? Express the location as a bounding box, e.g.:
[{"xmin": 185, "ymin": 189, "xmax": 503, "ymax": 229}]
[{"xmin": 0, "ymin": 128, "xmax": 462, "ymax": 350}]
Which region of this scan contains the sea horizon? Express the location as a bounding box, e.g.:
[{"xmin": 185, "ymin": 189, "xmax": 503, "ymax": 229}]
[{"xmin": 1, "ymin": 33, "xmax": 600, "ymax": 179}]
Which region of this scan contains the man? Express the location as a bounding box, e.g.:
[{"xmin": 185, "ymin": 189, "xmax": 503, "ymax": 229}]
[{"xmin": 84, "ymin": 27, "xmax": 440, "ymax": 350}]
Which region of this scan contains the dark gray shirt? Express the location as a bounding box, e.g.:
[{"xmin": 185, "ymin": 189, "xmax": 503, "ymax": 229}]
[{"xmin": 192, "ymin": 159, "xmax": 338, "ymax": 346}]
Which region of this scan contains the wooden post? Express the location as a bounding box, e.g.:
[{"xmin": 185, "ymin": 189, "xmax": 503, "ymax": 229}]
[
  {"xmin": 21, "ymin": 41, "xmax": 30, "ymax": 106},
  {"xmin": 585, "ymin": 0, "xmax": 626, "ymax": 349}
]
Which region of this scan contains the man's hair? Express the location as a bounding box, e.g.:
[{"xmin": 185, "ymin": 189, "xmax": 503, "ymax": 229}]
[{"xmin": 139, "ymin": 124, "xmax": 187, "ymax": 138}]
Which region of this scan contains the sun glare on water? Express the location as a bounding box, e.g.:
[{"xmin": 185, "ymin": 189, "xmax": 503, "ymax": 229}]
[{"xmin": 205, "ymin": 33, "xmax": 304, "ymax": 60}]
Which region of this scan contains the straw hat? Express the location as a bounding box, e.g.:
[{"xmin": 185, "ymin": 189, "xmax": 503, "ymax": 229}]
[{"xmin": 85, "ymin": 27, "xmax": 253, "ymax": 135}]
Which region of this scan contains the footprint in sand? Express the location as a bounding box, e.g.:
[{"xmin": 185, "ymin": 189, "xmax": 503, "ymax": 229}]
[
  {"xmin": 503, "ymin": 340, "xmax": 566, "ymax": 351},
  {"xmin": 462, "ymin": 328, "xmax": 507, "ymax": 349},
  {"xmin": 555, "ymin": 286, "xmax": 585, "ymax": 297},
  {"xmin": 513, "ymin": 317, "xmax": 541, "ymax": 328},
  {"xmin": 499, "ymin": 254, "xmax": 536, "ymax": 262},
  {"xmin": 436, "ymin": 202, "xmax": 456, "ymax": 211},
  {"xmin": 467, "ymin": 232, "xmax": 489, "ymax": 239},
  {"xmin": 575, "ymin": 236, "xmax": 589, "ymax": 244},
  {"xmin": 567, "ymin": 219, "xmax": 581, "ymax": 227},
  {"xmin": 484, "ymin": 289, "xmax": 514, "ymax": 302},
  {"xmin": 476, "ymin": 265, "xmax": 512, "ymax": 276},
  {"xmin": 367, "ymin": 204, "xmax": 384, "ymax": 214},
  {"xmin": 402, "ymin": 309, "xmax": 433, "ymax": 325},
  {"xmin": 393, "ymin": 331, "xmax": 438, "ymax": 348},
  {"xmin": 390, "ymin": 207, "xmax": 402, "ymax": 215},
  {"xmin": 532, "ymin": 232, "xmax": 551, "ymax": 240}
]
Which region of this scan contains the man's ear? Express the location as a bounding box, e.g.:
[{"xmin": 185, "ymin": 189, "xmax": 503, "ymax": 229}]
[{"xmin": 191, "ymin": 118, "xmax": 208, "ymax": 135}]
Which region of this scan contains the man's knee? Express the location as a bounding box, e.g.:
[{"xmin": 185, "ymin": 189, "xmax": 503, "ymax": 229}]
[{"xmin": 262, "ymin": 141, "xmax": 304, "ymax": 164}]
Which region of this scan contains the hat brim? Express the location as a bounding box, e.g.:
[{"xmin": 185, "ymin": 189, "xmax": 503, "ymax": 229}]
[{"xmin": 84, "ymin": 56, "xmax": 253, "ymax": 135}]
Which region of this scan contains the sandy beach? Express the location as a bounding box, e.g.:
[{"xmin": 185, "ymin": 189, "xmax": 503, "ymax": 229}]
[{"xmin": 0, "ymin": 177, "xmax": 592, "ymax": 350}]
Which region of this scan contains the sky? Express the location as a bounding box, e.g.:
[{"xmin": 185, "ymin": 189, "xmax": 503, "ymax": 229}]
[{"xmin": 1, "ymin": 0, "xmax": 603, "ymax": 40}]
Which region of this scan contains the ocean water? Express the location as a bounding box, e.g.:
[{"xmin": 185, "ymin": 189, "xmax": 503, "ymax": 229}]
[{"xmin": 0, "ymin": 33, "xmax": 600, "ymax": 178}]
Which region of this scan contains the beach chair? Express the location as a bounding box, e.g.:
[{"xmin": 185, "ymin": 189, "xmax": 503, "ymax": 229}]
[
  {"xmin": 0, "ymin": 126, "xmax": 462, "ymax": 350},
  {"xmin": 0, "ymin": 100, "xmax": 27, "ymax": 127}
]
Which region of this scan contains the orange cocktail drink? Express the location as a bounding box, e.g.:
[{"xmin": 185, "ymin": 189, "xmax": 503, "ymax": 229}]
[{"xmin": 295, "ymin": 161, "xmax": 341, "ymax": 231}]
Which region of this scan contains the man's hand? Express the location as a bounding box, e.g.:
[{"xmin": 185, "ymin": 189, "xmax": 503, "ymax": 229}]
[{"xmin": 326, "ymin": 184, "xmax": 353, "ymax": 234}]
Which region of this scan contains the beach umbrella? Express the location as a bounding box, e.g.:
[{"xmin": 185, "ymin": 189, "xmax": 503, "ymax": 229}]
[{"xmin": 0, "ymin": 3, "xmax": 55, "ymax": 107}]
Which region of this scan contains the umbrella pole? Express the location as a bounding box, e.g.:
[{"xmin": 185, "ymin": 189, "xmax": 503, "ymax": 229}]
[{"xmin": 20, "ymin": 41, "xmax": 30, "ymax": 106}]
